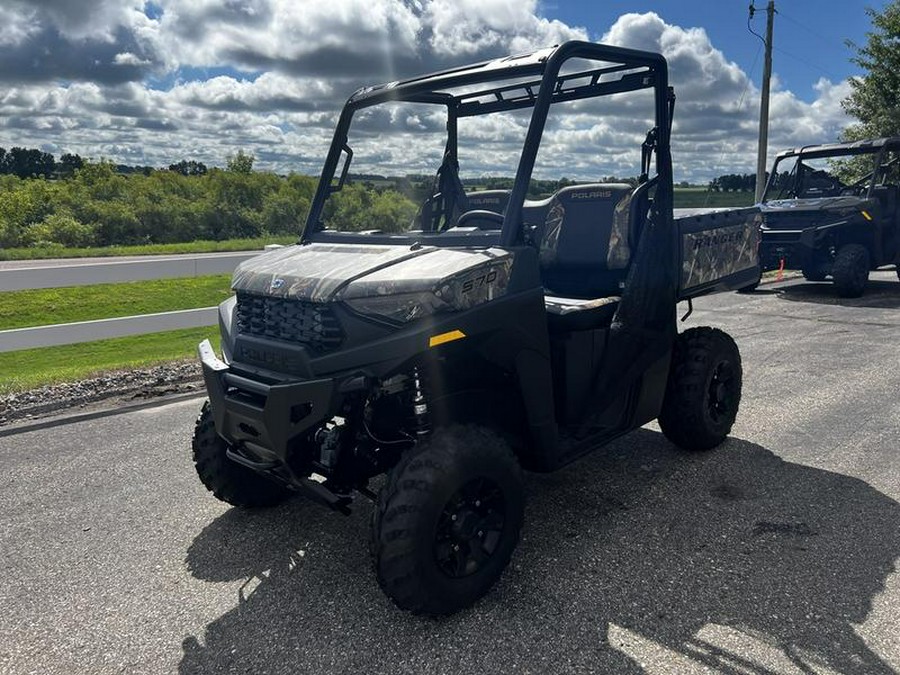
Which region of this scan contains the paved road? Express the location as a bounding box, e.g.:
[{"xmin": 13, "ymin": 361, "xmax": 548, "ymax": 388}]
[
  {"xmin": 0, "ymin": 250, "xmax": 270, "ymax": 291},
  {"xmin": 2, "ymin": 272, "xmax": 900, "ymax": 675}
]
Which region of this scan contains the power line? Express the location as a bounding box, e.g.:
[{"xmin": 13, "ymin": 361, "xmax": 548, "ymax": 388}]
[
  {"xmin": 738, "ymin": 42, "xmax": 763, "ymax": 109},
  {"xmin": 772, "ymin": 45, "xmax": 841, "ymax": 80},
  {"xmin": 747, "ymin": 4, "xmax": 769, "ymax": 47},
  {"xmin": 777, "ymin": 10, "xmax": 848, "ymax": 52},
  {"xmin": 703, "ymin": 41, "xmax": 763, "ymax": 206}
]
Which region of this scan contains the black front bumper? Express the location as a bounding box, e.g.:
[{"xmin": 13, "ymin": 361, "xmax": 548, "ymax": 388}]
[
  {"xmin": 198, "ymin": 339, "xmax": 337, "ymax": 463},
  {"xmin": 759, "ymin": 228, "xmax": 817, "ymax": 271}
]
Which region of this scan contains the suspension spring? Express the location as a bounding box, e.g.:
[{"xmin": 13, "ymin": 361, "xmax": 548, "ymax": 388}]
[{"xmin": 411, "ymin": 366, "xmax": 431, "ymax": 438}]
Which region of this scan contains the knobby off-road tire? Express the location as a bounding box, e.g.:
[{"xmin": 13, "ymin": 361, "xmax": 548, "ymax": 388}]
[
  {"xmin": 831, "ymin": 244, "xmax": 870, "ymax": 298},
  {"xmin": 736, "ymin": 270, "xmax": 761, "ymax": 293},
  {"xmin": 802, "ymin": 267, "xmax": 828, "ymax": 282},
  {"xmin": 658, "ymin": 327, "xmax": 742, "ymax": 451},
  {"xmin": 192, "ymin": 402, "xmax": 291, "ymax": 508},
  {"xmin": 371, "ymin": 425, "xmax": 524, "ymax": 616}
]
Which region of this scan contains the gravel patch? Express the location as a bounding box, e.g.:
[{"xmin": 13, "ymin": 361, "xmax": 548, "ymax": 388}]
[{"xmin": 0, "ymin": 360, "xmax": 204, "ymax": 426}]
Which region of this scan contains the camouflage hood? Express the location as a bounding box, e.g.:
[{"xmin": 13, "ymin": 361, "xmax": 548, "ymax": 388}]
[
  {"xmin": 762, "ymin": 195, "xmax": 869, "ymax": 214},
  {"xmin": 232, "ymin": 243, "xmax": 514, "ymax": 304},
  {"xmin": 761, "ymin": 195, "xmax": 874, "ymax": 230}
]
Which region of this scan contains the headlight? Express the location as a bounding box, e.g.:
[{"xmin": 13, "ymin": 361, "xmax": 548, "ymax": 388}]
[{"xmin": 344, "ymin": 291, "xmax": 449, "ymax": 324}]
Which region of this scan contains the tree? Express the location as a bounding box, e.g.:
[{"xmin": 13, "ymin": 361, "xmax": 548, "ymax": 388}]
[
  {"xmin": 169, "ymin": 159, "xmax": 208, "ymax": 176},
  {"xmin": 226, "ymin": 150, "xmax": 254, "ymax": 174},
  {"xmin": 841, "ymin": 2, "xmax": 900, "ymax": 140},
  {"xmin": 3, "ymin": 147, "xmax": 55, "ymax": 178},
  {"xmin": 59, "ymin": 153, "xmax": 84, "ymax": 176}
]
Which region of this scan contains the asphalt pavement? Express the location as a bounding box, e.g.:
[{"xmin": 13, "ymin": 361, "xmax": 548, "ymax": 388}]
[{"xmin": 2, "ymin": 272, "xmax": 899, "ymax": 675}]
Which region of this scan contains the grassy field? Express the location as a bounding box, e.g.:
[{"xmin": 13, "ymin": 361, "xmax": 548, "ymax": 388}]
[
  {"xmin": 0, "ymin": 235, "xmax": 297, "ymax": 261},
  {"xmin": 673, "ymin": 188, "xmax": 755, "ymax": 209},
  {"xmin": 0, "ymin": 275, "xmax": 231, "ymax": 393},
  {"xmin": 0, "ymin": 328, "xmax": 219, "ymax": 395},
  {"xmin": 0, "ymin": 275, "xmax": 232, "ymax": 330}
]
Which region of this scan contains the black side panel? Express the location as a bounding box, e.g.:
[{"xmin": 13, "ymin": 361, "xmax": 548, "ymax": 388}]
[
  {"xmin": 550, "ymin": 328, "xmax": 607, "ymax": 425},
  {"xmin": 514, "ymin": 348, "xmax": 558, "ymax": 472}
]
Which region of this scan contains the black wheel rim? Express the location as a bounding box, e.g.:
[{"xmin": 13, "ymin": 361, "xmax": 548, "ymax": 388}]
[
  {"xmin": 433, "ymin": 478, "xmax": 506, "ymax": 578},
  {"xmin": 707, "ymin": 360, "xmax": 735, "ymax": 424}
]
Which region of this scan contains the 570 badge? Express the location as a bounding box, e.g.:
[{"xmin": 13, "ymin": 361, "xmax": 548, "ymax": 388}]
[{"xmin": 461, "ymin": 269, "xmax": 498, "ymax": 294}]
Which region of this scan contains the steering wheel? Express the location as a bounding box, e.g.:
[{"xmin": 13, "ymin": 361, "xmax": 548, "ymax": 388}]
[{"xmin": 456, "ymin": 209, "xmax": 504, "ymax": 229}]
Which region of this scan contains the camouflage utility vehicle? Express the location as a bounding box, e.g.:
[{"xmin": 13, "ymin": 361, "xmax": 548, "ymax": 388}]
[
  {"xmin": 192, "ymin": 41, "xmax": 760, "ymax": 615},
  {"xmin": 756, "ymin": 137, "xmax": 900, "ymax": 297}
]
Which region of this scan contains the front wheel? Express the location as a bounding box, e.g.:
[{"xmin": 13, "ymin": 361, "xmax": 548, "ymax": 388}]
[
  {"xmin": 658, "ymin": 327, "xmax": 742, "ymax": 451},
  {"xmin": 371, "ymin": 425, "xmax": 524, "ymax": 615},
  {"xmin": 831, "ymin": 244, "xmax": 870, "ymax": 297},
  {"xmin": 192, "ymin": 402, "xmax": 292, "ymax": 508},
  {"xmin": 802, "ymin": 267, "xmax": 828, "ymax": 282}
]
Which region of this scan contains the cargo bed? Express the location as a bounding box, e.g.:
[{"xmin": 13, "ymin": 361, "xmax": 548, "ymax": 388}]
[{"xmin": 675, "ymin": 206, "xmax": 761, "ymax": 299}]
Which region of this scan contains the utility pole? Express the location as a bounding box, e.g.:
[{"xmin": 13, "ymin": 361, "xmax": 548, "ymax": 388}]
[{"xmin": 753, "ymin": 1, "xmax": 775, "ymax": 203}]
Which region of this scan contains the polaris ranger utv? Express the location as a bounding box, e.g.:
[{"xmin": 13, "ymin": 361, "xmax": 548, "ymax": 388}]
[
  {"xmin": 192, "ymin": 41, "xmax": 760, "ymax": 615},
  {"xmin": 756, "ymin": 137, "xmax": 900, "ymax": 296}
]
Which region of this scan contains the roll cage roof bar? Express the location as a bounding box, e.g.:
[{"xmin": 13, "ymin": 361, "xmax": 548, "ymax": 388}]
[{"xmin": 304, "ymin": 40, "xmax": 674, "ymax": 247}]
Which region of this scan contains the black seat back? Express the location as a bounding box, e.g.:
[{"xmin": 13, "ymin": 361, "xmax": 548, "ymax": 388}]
[
  {"xmin": 465, "ymin": 190, "xmax": 511, "ymax": 215},
  {"xmin": 539, "ymin": 183, "xmax": 635, "ymax": 298}
]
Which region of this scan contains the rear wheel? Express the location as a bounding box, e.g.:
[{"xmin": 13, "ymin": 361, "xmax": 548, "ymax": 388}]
[
  {"xmin": 371, "ymin": 425, "xmax": 524, "ymax": 615},
  {"xmin": 658, "ymin": 327, "xmax": 742, "ymax": 451},
  {"xmin": 831, "ymin": 244, "xmax": 870, "ymax": 297},
  {"xmin": 192, "ymin": 402, "xmax": 292, "ymax": 508}
]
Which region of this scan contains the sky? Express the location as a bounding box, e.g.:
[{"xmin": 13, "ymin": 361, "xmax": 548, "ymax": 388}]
[{"xmin": 0, "ymin": 0, "xmax": 887, "ymax": 183}]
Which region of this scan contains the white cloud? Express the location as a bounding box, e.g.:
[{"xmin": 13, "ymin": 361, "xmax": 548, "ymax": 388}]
[
  {"xmin": 114, "ymin": 52, "xmax": 153, "ymax": 67},
  {"xmin": 23, "ymin": 0, "xmax": 148, "ymax": 42},
  {"xmin": 427, "ymin": 0, "xmax": 587, "ymax": 55},
  {"xmin": 0, "ymin": 3, "xmax": 855, "ymax": 182},
  {"xmin": 0, "ymin": 4, "xmax": 41, "ymax": 46}
]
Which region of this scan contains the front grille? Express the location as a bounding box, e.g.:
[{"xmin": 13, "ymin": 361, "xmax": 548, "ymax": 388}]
[
  {"xmin": 763, "ymin": 231, "xmax": 802, "ymax": 244},
  {"xmin": 235, "ymin": 292, "xmax": 344, "ymax": 355},
  {"xmin": 763, "ymin": 211, "xmax": 819, "ymax": 230}
]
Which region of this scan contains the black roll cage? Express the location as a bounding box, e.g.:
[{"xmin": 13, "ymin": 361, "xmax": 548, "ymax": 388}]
[
  {"xmin": 762, "ymin": 137, "xmax": 900, "ymax": 202},
  {"xmin": 302, "ymin": 40, "xmax": 674, "ymax": 248}
]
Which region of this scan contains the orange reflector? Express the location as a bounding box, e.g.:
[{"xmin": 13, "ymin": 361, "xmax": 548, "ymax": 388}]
[
  {"xmin": 861, "ymin": 210, "xmax": 873, "ymax": 221},
  {"xmin": 429, "ymin": 329, "xmax": 466, "ymax": 348}
]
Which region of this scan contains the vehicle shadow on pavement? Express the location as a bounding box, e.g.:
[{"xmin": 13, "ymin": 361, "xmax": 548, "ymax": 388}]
[
  {"xmin": 179, "ymin": 429, "xmax": 899, "ymax": 675},
  {"xmin": 774, "ymin": 278, "xmax": 900, "ymax": 309}
]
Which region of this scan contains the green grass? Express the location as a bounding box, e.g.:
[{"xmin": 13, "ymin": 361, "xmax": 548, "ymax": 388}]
[
  {"xmin": 674, "ymin": 189, "xmax": 755, "ymax": 209},
  {"xmin": 0, "ymin": 235, "xmax": 297, "ymax": 261},
  {"xmin": 0, "ymin": 327, "xmax": 220, "ymax": 395},
  {"xmin": 0, "ymin": 275, "xmax": 233, "ymax": 330}
]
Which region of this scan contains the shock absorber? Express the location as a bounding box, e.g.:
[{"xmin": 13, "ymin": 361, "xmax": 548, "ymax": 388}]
[{"xmin": 411, "ymin": 366, "xmax": 431, "ymax": 438}]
